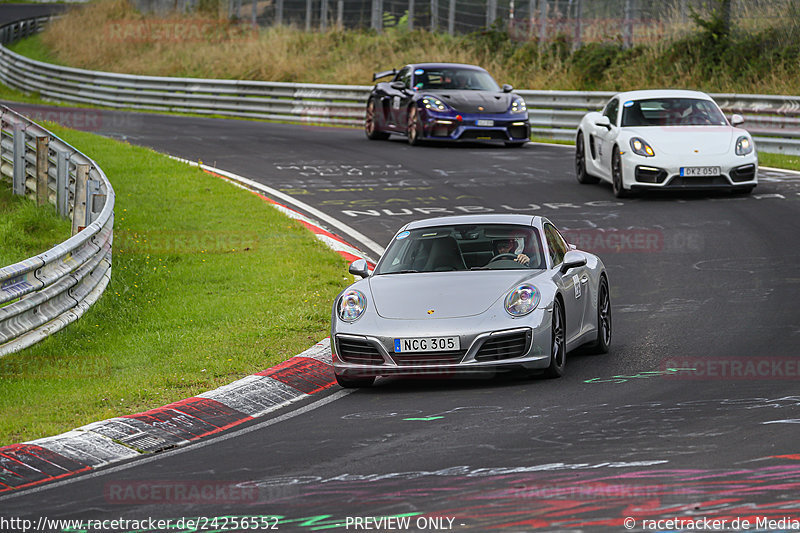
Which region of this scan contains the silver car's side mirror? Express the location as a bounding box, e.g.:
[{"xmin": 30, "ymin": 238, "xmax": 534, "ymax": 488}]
[
  {"xmin": 594, "ymin": 115, "xmax": 612, "ymax": 130},
  {"xmin": 560, "ymin": 250, "xmax": 587, "ymax": 274},
  {"xmin": 349, "ymin": 259, "xmax": 370, "ymax": 279},
  {"xmin": 502, "ymin": 84, "xmax": 513, "ymax": 93},
  {"xmin": 390, "ymin": 80, "xmax": 406, "ymax": 91},
  {"xmin": 731, "ymin": 114, "xmax": 745, "ymax": 127}
]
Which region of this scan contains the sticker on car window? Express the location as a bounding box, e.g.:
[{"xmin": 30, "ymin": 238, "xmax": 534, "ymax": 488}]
[
  {"xmin": 414, "ymin": 69, "xmax": 424, "ymax": 75},
  {"xmin": 396, "ymin": 231, "xmax": 410, "ymax": 240},
  {"xmin": 623, "ymin": 100, "xmax": 634, "ymax": 107}
]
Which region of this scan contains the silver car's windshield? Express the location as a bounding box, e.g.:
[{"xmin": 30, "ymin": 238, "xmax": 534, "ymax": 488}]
[
  {"xmin": 621, "ymin": 98, "xmax": 727, "ymax": 127},
  {"xmin": 375, "ymin": 224, "xmax": 545, "ymax": 274},
  {"xmin": 412, "ymin": 68, "xmax": 500, "ymax": 92}
]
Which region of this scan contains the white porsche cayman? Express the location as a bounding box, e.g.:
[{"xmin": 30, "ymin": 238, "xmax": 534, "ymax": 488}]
[{"xmin": 575, "ymin": 89, "xmax": 758, "ymax": 197}]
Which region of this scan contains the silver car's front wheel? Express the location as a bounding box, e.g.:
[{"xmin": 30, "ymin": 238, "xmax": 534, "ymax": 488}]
[
  {"xmin": 543, "ymin": 299, "xmax": 566, "ymax": 378},
  {"xmin": 594, "ymin": 276, "xmax": 612, "ymax": 353}
]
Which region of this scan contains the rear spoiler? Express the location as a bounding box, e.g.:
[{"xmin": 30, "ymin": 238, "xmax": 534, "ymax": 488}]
[{"xmin": 373, "ymin": 69, "xmax": 397, "ymax": 81}]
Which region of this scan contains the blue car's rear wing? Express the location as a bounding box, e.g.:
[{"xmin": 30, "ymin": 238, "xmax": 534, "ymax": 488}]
[{"xmin": 373, "ymin": 69, "xmax": 397, "ymax": 81}]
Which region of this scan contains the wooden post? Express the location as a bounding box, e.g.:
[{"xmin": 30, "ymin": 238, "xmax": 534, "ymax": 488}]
[
  {"xmin": 36, "ymin": 136, "xmax": 49, "ymax": 207},
  {"xmin": 71, "ymin": 164, "xmax": 89, "ymax": 235}
]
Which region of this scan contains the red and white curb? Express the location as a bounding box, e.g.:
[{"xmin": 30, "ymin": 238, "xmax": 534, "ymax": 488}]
[
  {"xmin": 0, "ymin": 161, "xmax": 380, "ymax": 495},
  {"xmin": 0, "ymin": 340, "xmax": 338, "ymax": 494}
]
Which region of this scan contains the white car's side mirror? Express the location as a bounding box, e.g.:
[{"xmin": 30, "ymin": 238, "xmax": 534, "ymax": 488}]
[
  {"xmin": 594, "ymin": 115, "xmax": 612, "ymax": 130},
  {"xmin": 731, "ymin": 114, "xmax": 745, "ymax": 127}
]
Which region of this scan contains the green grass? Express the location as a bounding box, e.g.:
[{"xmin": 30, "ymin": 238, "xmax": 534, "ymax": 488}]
[
  {"xmin": 758, "ymin": 152, "xmax": 800, "ymax": 172},
  {"xmin": 0, "ymin": 184, "xmax": 70, "ymax": 267},
  {"xmin": 0, "ymin": 124, "xmax": 351, "ymax": 446},
  {"xmin": 6, "ymin": 34, "xmax": 62, "ymax": 66}
]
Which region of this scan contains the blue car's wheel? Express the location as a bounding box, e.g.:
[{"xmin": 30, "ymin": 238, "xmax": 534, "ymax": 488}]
[
  {"xmin": 365, "ymin": 98, "xmax": 390, "ymax": 140},
  {"xmin": 407, "ymin": 106, "xmax": 423, "ymax": 146}
]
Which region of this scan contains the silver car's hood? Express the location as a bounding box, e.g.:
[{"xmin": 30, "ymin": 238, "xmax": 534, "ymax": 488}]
[{"xmin": 368, "ymin": 270, "xmax": 546, "ymax": 319}]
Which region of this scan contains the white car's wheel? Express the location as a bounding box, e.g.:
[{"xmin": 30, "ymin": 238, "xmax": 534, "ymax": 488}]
[
  {"xmin": 611, "ymin": 148, "xmax": 630, "ymax": 198},
  {"xmin": 575, "ymin": 132, "xmax": 600, "ymax": 184}
]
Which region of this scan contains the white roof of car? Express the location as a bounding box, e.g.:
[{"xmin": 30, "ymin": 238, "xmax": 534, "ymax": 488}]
[{"xmin": 614, "ymin": 89, "xmax": 714, "ymax": 102}]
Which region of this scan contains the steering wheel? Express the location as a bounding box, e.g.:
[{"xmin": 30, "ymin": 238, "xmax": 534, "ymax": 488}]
[{"xmin": 490, "ymin": 253, "xmax": 518, "ymax": 263}]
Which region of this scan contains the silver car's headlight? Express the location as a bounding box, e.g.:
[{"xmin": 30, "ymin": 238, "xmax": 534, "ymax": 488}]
[
  {"xmin": 505, "ymin": 285, "xmax": 540, "ymax": 317},
  {"xmin": 338, "ymin": 289, "xmax": 367, "ymax": 322},
  {"xmin": 630, "ymin": 137, "xmax": 655, "ymax": 157},
  {"xmin": 736, "ymin": 135, "xmax": 753, "ymax": 156},
  {"xmin": 510, "ymin": 97, "xmax": 527, "ymax": 114}
]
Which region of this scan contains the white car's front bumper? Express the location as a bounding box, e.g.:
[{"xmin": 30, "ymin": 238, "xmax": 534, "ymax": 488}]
[{"xmin": 621, "ymin": 151, "xmax": 758, "ymax": 191}]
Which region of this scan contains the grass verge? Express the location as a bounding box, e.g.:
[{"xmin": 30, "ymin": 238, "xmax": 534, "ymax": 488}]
[
  {"xmin": 0, "ymin": 184, "xmax": 71, "ymax": 268},
  {"xmin": 0, "ymin": 123, "xmax": 351, "ymax": 446}
]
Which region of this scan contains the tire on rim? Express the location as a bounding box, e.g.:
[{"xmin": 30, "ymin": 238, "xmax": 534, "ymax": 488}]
[
  {"xmin": 335, "ymin": 373, "xmax": 376, "ymax": 388},
  {"xmin": 576, "ymin": 131, "xmax": 600, "ymax": 184},
  {"xmin": 590, "ymin": 275, "xmax": 612, "ymax": 354},
  {"xmin": 611, "ymin": 146, "xmax": 630, "ymax": 198},
  {"xmin": 365, "ymin": 98, "xmax": 390, "ymax": 140},
  {"xmin": 407, "ymin": 106, "xmax": 423, "ymax": 146},
  {"xmin": 543, "ymin": 298, "xmax": 566, "ymax": 378}
]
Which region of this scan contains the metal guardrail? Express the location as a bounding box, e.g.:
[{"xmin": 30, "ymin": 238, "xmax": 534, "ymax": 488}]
[
  {"xmin": 0, "ymin": 105, "xmax": 114, "ymax": 357},
  {"xmin": 1, "ymin": 15, "xmax": 800, "ymax": 154}
]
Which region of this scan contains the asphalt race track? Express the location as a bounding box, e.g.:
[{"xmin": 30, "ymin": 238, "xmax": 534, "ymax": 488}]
[{"xmin": 2, "ymin": 50, "xmax": 800, "ymax": 533}]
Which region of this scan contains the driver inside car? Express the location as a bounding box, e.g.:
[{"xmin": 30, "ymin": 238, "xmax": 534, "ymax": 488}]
[{"xmin": 493, "ymin": 238, "xmax": 530, "ymax": 266}]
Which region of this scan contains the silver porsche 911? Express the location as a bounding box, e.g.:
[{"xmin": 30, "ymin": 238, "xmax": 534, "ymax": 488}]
[{"xmin": 330, "ymin": 214, "xmax": 612, "ymax": 387}]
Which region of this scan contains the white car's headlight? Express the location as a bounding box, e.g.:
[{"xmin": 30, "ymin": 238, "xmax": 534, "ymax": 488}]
[
  {"xmin": 510, "ymin": 97, "xmax": 527, "ymax": 114},
  {"xmin": 505, "ymin": 285, "xmax": 540, "ymax": 317},
  {"xmin": 630, "ymin": 137, "xmax": 655, "ymax": 157},
  {"xmin": 338, "ymin": 289, "xmax": 367, "ymax": 322},
  {"xmin": 736, "ymin": 135, "xmax": 753, "ymax": 156}
]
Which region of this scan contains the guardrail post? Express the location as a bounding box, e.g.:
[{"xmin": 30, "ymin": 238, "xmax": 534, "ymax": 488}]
[
  {"xmin": 447, "ymin": 0, "xmax": 455, "ymax": 35},
  {"xmin": 486, "ymin": 0, "xmax": 496, "ymax": 27},
  {"xmin": 71, "ymin": 164, "xmax": 89, "ymax": 234},
  {"xmin": 320, "ymin": 0, "xmax": 328, "ymax": 30},
  {"xmin": 56, "ymin": 149, "xmax": 69, "ymax": 216},
  {"xmin": 36, "ymin": 135, "xmax": 49, "ymax": 206},
  {"xmin": 86, "ymin": 177, "xmax": 103, "ymax": 225},
  {"xmin": 275, "ymin": 0, "xmax": 283, "ymax": 25},
  {"xmin": 12, "ymin": 122, "xmax": 25, "ymax": 196}
]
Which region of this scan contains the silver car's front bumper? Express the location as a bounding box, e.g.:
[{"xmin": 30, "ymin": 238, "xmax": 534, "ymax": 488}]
[{"xmin": 332, "ymin": 310, "xmax": 553, "ymax": 379}]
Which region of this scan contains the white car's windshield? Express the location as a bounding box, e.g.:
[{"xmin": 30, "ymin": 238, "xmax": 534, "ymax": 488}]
[
  {"xmin": 621, "ymin": 97, "xmax": 728, "ymax": 127},
  {"xmin": 375, "ymin": 224, "xmax": 545, "ymax": 274},
  {"xmin": 412, "ymin": 68, "xmax": 500, "ymax": 92}
]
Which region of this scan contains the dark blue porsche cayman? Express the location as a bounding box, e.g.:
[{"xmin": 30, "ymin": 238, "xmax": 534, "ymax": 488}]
[{"xmin": 365, "ymin": 63, "xmax": 530, "ymax": 147}]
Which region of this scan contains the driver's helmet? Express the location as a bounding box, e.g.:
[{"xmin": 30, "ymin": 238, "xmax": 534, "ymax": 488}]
[{"xmin": 494, "ymin": 238, "xmax": 523, "ymax": 255}]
